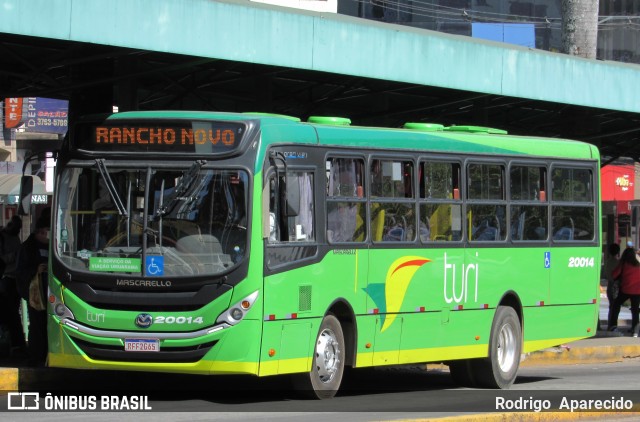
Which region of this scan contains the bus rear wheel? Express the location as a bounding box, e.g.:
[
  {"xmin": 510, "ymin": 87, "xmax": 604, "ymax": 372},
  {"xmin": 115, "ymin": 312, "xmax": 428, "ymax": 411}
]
[
  {"xmin": 474, "ymin": 306, "xmax": 522, "ymax": 389},
  {"xmin": 293, "ymin": 314, "xmax": 345, "ymax": 399}
]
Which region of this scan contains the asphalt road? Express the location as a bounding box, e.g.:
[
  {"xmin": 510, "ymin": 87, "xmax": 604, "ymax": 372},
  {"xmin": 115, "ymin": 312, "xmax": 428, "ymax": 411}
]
[{"xmin": 2, "ymin": 359, "xmax": 639, "ymax": 421}]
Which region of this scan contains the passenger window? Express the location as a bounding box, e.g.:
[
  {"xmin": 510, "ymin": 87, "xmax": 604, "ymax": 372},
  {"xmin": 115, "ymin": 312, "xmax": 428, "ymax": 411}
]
[
  {"xmin": 370, "ymin": 158, "xmax": 415, "ymax": 242},
  {"xmin": 551, "ymin": 168, "xmax": 592, "ymax": 202},
  {"xmin": 552, "ymin": 207, "xmax": 594, "ymax": 241},
  {"xmin": 420, "ymin": 203, "xmax": 462, "ymax": 242},
  {"xmin": 510, "ymin": 165, "xmax": 548, "ymax": 242},
  {"xmin": 468, "ymin": 204, "xmax": 506, "ymax": 241},
  {"xmin": 327, "ymin": 157, "xmax": 364, "ymax": 198},
  {"xmin": 370, "ymin": 159, "xmax": 413, "ymax": 199},
  {"xmin": 326, "ymin": 157, "xmax": 365, "ymax": 243},
  {"xmin": 511, "ymin": 165, "xmax": 546, "ymax": 201},
  {"xmin": 550, "ymin": 167, "xmax": 594, "ymax": 242},
  {"xmin": 468, "ymin": 163, "xmax": 504, "ymax": 200},
  {"xmin": 421, "ymin": 161, "xmax": 460, "ymax": 199},
  {"xmin": 511, "ymin": 205, "xmax": 548, "ymax": 241},
  {"xmin": 418, "ymin": 160, "xmax": 462, "ymax": 242},
  {"xmin": 467, "ymin": 163, "xmax": 505, "ymax": 241}
]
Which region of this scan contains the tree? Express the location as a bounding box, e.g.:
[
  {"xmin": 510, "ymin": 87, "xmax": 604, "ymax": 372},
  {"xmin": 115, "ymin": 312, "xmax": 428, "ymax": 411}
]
[{"xmin": 561, "ymin": 0, "xmax": 599, "ymax": 59}]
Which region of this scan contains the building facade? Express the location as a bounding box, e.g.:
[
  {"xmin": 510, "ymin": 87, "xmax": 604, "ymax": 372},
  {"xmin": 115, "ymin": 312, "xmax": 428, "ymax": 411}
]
[{"xmin": 338, "ymin": 0, "xmax": 640, "ymax": 64}]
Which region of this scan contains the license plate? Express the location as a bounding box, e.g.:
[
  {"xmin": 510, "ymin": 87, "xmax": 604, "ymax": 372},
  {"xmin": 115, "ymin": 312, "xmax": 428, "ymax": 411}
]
[{"xmin": 124, "ymin": 339, "xmax": 160, "ymax": 352}]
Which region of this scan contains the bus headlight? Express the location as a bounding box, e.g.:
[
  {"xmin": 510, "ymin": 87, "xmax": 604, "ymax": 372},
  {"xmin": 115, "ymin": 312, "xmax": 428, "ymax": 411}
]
[
  {"xmin": 48, "ymin": 288, "xmax": 75, "ymax": 320},
  {"xmin": 230, "ymin": 308, "xmax": 243, "ymax": 321},
  {"xmin": 54, "ymin": 303, "xmax": 67, "ymax": 316},
  {"xmin": 216, "ymin": 291, "xmax": 259, "ymax": 326}
]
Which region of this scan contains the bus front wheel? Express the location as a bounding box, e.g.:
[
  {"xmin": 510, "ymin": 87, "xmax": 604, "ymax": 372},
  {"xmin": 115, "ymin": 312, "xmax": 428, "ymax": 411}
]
[
  {"xmin": 293, "ymin": 314, "xmax": 345, "ymax": 399},
  {"xmin": 474, "ymin": 306, "xmax": 522, "ymax": 389}
]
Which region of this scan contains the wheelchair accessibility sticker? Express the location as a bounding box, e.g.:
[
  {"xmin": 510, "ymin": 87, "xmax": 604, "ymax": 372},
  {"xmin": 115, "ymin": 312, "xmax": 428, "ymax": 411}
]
[
  {"xmin": 544, "ymin": 251, "xmax": 551, "ymax": 269},
  {"xmin": 146, "ymin": 256, "xmax": 164, "ymax": 276}
]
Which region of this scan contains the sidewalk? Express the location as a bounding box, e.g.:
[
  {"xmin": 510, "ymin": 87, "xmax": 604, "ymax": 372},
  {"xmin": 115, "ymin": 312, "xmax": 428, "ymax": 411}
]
[
  {"xmin": 521, "ymin": 329, "xmax": 640, "ymax": 367},
  {"xmin": 520, "ymin": 292, "xmax": 639, "ymax": 366}
]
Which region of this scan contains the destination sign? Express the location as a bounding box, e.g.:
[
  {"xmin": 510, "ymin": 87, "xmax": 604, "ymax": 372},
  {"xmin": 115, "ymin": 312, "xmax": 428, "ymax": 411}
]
[{"xmin": 77, "ymin": 121, "xmax": 245, "ymax": 154}]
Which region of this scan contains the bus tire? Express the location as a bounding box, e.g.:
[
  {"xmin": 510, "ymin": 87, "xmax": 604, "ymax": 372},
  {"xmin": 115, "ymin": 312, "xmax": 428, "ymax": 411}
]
[
  {"xmin": 448, "ymin": 359, "xmax": 478, "ymax": 387},
  {"xmin": 474, "ymin": 306, "xmax": 521, "ymax": 389},
  {"xmin": 293, "ymin": 314, "xmax": 345, "ymax": 399}
]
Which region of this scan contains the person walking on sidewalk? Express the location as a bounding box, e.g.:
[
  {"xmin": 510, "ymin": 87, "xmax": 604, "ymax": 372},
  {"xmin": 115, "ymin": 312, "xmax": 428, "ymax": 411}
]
[
  {"xmin": 16, "ymin": 216, "xmax": 50, "ymax": 366},
  {"xmin": 0, "ymin": 216, "xmax": 26, "ymax": 357},
  {"xmin": 608, "ymin": 246, "xmax": 640, "ymax": 336},
  {"xmin": 603, "ymin": 242, "xmax": 621, "ymax": 330}
]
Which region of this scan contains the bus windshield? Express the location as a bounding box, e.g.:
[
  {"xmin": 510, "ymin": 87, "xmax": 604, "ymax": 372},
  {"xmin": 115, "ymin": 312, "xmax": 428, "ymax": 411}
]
[{"xmin": 55, "ymin": 163, "xmax": 248, "ymax": 277}]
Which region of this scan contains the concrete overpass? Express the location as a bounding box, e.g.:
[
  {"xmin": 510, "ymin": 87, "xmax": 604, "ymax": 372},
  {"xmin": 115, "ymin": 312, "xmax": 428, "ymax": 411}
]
[{"xmin": 1, "ymin": 0, "xmax": 639, "ymax": 162}]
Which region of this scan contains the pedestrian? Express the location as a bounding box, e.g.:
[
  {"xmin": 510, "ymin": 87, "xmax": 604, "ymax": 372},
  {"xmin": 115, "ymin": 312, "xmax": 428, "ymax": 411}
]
[
  {"xmin": 607, "ymin": 246, "xmax": 640, "ymax": 337},
  {"xmin": 0, "ymin": 215, "xmax": 26, "ymax": 357},
  {"xmin": 603, "ymin": 242, "xmax": 620, "ymax": 330},
  {"xmin": 16, "ymin": 215, "xmax": 50, "ymax": 366}
]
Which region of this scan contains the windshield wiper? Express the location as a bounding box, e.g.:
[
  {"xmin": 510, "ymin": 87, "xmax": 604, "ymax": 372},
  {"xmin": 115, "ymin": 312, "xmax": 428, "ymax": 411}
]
[
  {"xmin": 95, "ymin": 159, "xmax": 128, "ymax": 216},
  {"xmin": 156, "ymin": 159, "xmax": 207, "ymax": 217}
]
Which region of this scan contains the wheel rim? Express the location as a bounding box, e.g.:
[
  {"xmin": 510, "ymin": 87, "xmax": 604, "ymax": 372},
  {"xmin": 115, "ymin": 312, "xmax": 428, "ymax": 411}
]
[
  {"xmin": 497, "ymin": 322, "xmax": 517, "ymax": 373},
  {"xmin": 315, "ymin": 327, "xmax": 341, "ymax": 384}
]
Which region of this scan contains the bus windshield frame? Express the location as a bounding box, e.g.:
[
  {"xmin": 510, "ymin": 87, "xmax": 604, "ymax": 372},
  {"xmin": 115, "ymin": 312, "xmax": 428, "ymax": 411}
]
[{"xmin": 54, "ymin": 160, "xmax": 250, "ymax": 279}]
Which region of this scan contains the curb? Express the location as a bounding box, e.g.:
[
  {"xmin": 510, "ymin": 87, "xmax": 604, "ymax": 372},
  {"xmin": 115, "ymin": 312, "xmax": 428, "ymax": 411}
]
[
  {"xmin": 425, "ymin": 410, "xmax": 640, "ymax": 421},
  {"xmin": 0, "ymin": 367, "xmax": 18, "ymax": 391},
  {"xmin": 522, "ymin": 343, "xmax": 640, "ymax": 366}
]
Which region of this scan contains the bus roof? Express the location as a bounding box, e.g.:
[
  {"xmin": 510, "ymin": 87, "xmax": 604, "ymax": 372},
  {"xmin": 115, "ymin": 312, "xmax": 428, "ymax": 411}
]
[{"xmin": 99, "ymin": 111, "xmax": 599, "ymax": 161}]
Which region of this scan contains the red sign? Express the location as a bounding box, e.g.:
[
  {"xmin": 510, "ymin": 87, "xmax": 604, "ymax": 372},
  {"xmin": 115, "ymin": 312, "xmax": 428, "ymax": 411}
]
[
  {"xmin": 601, "ymin": 164, "xmax": 634, "ymax": 201},
  {"xmin": 4, "ymin": 98, "xmax": 23, "ymax": 128}
]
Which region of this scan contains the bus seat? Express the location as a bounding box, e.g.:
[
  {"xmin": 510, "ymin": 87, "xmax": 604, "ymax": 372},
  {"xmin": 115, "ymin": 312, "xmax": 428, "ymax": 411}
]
[
  {"xmin": 475, "ymin": 226, "xmax": 498, "ymax": 241},
  {"xmin": 373, "ymin": 208, "xmax": 385, "ymax": 241},
  {"xmin": 177, "ymin": 234, "xmax": 223, "ymax": 254},
  {"xmin": 354, "ymin": 204, "xmax": 364, "ymax": 242},
  {"xmin": 384, "ymin": 226, "xmax": 405, "ymax": 242}
]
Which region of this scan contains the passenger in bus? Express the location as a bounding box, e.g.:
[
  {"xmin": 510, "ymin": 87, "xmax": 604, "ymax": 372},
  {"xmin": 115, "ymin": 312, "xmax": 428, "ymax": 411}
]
[
  {"xmin": 90, "ymin": 179, "xmax": 117, "ymax": 249},
  {"xmin": 327, "ymin": 203, "xmax": 357, "ymax": 242},
  {"xmin": 16, "ymin": 216, "xmax": 50, "ymax": 367},
  {"xmin": 418, "ymin": 219, "xmax": 431, "ymax": 242},
  {"xmin": 608, "ymin": 245, "xmax": 640, "ymax": 336},
  {"xmin": 92, "ymin": 178, "xmax": 112, "ymax": 211},
  {"xmin": 472, "ymin": 218, "xmax": 497, "ymax": 241}
]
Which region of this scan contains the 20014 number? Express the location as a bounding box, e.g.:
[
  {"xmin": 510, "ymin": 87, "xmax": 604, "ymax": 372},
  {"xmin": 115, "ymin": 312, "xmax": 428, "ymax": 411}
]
[
  {"xmin": 154, "ymin": 316, "xmax": 204, "ymax": 324},
  {"xmin": 568, "ymin": 257, "xmax": 595, "ymax": 268}
]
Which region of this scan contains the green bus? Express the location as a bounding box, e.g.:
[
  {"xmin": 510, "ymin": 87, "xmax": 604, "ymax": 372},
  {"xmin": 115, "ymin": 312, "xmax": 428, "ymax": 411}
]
[{"xmin": 47, "ymin": 111, "xmax": 601, "ymax": 398}]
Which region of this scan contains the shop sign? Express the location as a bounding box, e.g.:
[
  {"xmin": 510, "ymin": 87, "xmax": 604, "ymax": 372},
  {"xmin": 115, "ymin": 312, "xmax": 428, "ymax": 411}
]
[
  {"xmin": 8, "ymin": 194, "xmax": 48, "ymax": 205},
  {"xmin": 4, "ymin": 98, "xmax": 23, "ymax": 128}
]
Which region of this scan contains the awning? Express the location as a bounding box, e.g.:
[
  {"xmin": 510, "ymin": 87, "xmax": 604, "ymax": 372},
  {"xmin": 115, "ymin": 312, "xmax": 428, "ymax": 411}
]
[{"xmin": 0, "ymin": 174, "xmax": 51, "ymax": 204}]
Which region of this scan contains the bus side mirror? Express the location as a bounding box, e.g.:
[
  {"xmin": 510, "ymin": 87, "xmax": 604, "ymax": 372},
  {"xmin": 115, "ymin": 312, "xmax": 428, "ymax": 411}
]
[
  {"xmin": 18, "ymin": 176, "xmax": 33, "ymax": 216},
  {"xmin": 282, "ymin": 172, "xmax": 300, "ymax": 217}
]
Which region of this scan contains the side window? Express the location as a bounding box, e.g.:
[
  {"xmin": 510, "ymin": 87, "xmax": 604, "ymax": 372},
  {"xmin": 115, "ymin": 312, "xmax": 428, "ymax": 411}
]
[
  {"xmin": 326, "ymin": 157, "xmax": 366, "ymax": 243},
  {"xmin": 551, "ymin": 167, "xmax": 595, "ymax": 241},
  {"xmin": 419, "ymin": 160, "xmax": 462, "ymax": 242},
  {"xmin": 267, "ymin": 170, "xmax": 315, "ymax": 243},
  {"xmin": 467, "ymin": 163, "xmax": 506, "ymax": 241},
  {"xmin": 468, "ymin": 163, "xmax": 503, "ymax": 200},
  {"xmin": 510, "ymin": 165, "xmax": 548, "ymax": 241},
  {"xmin": 370, "ymin": 158, "xmax": 415, "ymax": 242},
  {"xmin": 552, "ymin": 167, "xmax": 592, "ymax": 202}
]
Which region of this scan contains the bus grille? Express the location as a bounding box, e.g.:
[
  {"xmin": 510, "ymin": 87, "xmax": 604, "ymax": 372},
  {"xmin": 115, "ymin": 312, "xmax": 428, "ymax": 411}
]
[
  {"xmin": 69, "ymin": 337, "xmax": 217, "ymax": 363},
  {"xmin": 299, "ymin": 285, "xmax": 312, "ymax": 311}
]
